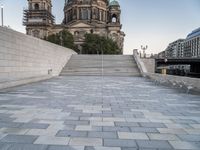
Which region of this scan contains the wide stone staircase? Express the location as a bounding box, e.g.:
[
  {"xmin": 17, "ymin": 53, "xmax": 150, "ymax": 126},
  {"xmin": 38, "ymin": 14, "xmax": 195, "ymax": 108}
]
[{"xmin": 60, "ymin": 55, "xmax": 141, "ymax": 76}]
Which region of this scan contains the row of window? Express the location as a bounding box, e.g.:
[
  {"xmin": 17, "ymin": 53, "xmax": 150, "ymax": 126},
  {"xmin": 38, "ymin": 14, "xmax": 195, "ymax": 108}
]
[{"xmin": 65, "ymin": 8, "xmax": 118, "ymax": 23}]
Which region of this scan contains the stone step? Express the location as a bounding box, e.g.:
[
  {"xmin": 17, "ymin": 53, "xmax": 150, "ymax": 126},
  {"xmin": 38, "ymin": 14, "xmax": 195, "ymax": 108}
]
[{"xmin": 60, "ymin": 54, "xmax": 141, "ymax": 77}]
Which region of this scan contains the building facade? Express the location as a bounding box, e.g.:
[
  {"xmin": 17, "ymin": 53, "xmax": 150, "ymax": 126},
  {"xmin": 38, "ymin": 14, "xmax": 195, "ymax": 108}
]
[
  {"xmin": 184, "ymin": 28, "xmax": 200, "ymax": 58},
  {"xmin": 158, "ymin": 27, "xmax": 200, "ymax": 58},
  {"xmin": 165, "ymin": 39, "xmax": 185, "ymax": 58},
  {"xmin": 23, "ymin": 0, "xmax": 125, "ymax": 53}
]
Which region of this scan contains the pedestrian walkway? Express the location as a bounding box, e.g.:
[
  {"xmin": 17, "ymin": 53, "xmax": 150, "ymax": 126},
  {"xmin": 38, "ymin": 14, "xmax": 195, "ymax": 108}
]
[{"xmin": 0, "ymin": 76, "xmax": 200, "ymax": 150}]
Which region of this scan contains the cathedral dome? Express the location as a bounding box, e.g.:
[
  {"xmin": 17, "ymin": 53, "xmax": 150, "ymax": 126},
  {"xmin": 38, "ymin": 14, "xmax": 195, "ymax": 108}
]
[{"xmin": 109, "ymin": 0, "xmax": 119, "ymax": 6}]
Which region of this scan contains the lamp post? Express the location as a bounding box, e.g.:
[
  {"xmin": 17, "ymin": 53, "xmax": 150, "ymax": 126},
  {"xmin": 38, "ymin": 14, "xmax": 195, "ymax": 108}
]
[
  {"xmin": 141, "ymin": 45, "xmax": 148, "ymax": 58},
  {"xmin": 1, "ymin": 4, "xmax": 3, "ymax": 27}
]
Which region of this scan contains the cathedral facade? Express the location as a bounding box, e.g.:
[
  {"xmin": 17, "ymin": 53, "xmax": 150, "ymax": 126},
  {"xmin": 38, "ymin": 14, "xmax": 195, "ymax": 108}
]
[{"xmin": 23, "ymin": 0, "xmax": 125, "ymax": 53}]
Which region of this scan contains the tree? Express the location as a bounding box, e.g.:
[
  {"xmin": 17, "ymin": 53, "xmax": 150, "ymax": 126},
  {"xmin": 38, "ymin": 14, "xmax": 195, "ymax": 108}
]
[
  {"xmin": 82, "ymin": 34, "xmax": 121, "ymax": 55},
  {"xmin": 45, "ymin": 30, "xmax": 75, "ymax": 50}
]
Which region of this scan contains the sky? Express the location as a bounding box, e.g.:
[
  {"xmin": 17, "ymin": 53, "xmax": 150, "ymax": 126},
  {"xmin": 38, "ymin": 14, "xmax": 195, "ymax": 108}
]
[{"xmin": 0, "ymin": 0, "xmax": 200, "ymax": 54}]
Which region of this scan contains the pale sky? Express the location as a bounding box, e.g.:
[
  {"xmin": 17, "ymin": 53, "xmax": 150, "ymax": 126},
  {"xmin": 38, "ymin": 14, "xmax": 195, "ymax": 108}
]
[{"xmin": 1, "ymin": 0, "xmax": 200, "ymax": 54}]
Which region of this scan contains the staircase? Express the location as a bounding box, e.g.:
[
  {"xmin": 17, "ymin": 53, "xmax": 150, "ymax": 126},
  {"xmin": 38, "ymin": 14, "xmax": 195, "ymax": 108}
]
[{"xmin": 60, "ymin": 55, "xmax": 141, "ymax": 77}]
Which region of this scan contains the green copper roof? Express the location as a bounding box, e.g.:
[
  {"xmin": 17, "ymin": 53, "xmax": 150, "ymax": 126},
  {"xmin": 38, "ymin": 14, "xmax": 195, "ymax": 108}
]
[{"xmin": 109, "ymin": 0, "xmax": 119, "ymax": 6}]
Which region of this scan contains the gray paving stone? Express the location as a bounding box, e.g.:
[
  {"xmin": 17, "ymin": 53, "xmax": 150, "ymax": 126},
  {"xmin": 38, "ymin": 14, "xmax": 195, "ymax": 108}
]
[
  {"xmin": 0, "ymin": 134, "xmax": 7, "ymax": 140},
  {"xmin": 177, "ymin": 134, "xmax": 200, "ymax": 142},
  {"xmin": 0, "ymin": 122, "xmax": 23, "ymax": 128},
  {"xmin": 103, "ymin": 126, "xmax": 130, "ymax": 132},
  {"xmin": 122, "ymin": 148, "xmax": 158, "ymax": 150},
  {"xmin": 20, "ymin": 123, "xmax": 49, "ymax": 129},
  {"xmin": 85, "ymin": 146, "xmax": 121, "ymax": 150},
  {"xmin": 121, "ymin": 148, "xmax": 137, "ymax": 150},
  {"xmin": 130, "ymin": 127, "xmax": 159, "ymax": 133},
  {"xmin": 84, "ymin": 146, "xmax": 95, "ymax": 150},
  {"xmin": 136, "ymin": 140, "xmax": 173, "ymax": 149},
  {"xmin": 115, "ymin": 122, "xmax": 139, "ymax": 127},
  {"xmin": 47, "ymin": 145, "xmax": 84, "ymax": 150},
  {"xmin": 88, "ymin": 131, "xmax": 117, "ymax": 139},
  {"xmin": 103, "ymin": 139, "xmax": 137, "ymax": 148},
  {"xmin": 139, "ymin": 122, "xmax": 166, "ymax": 128},
  {"xmin": 8, "ymin": 144, "xmax": 48, "ymax": 150},
  {"xmin": 0, "ymin": 135, "xmax": 38, "ymax": 144},
  {"xmin": 64, "ymin": 120, "xmax": 89, "ymax": 125},
  {"xmin": 169, "ymin": 141, "xmax": 200, "ymax": 149},
  {"xmin": 0, "ymin": 143, "xmax": 11, "ymax": 150},
  {"xmin": 0, "ymin": 76, "xmax": 200, "ymax": 149},
  {"xmin": 56, "ymin": 130, "xmax": 87, "ymax": 137}
]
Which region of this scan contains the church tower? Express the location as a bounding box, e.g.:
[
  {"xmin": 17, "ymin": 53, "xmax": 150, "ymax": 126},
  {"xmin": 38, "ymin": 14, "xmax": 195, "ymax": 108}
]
[
  {"xmin": 23, "ymin": 0, "xmax": 55, "ymax": 38},
  {"xmin": 107, "ymin": 0, "xmax": 125, "ymax": 51},
  {"xmin": 108, "ymin": 0, "xmax": 121, "ymax": 24}
]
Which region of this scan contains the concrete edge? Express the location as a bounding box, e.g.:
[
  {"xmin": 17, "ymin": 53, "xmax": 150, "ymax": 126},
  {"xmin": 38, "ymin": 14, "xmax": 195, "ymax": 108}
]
[
  {"xmin": 0, "ymin": 75, "xmax": 53, "ymax": 91},
  {"xmin": 133, "ymin": 49, "xmax": 148, "ymax": 77},
  {"xmin": 133, "ymin": 49, "xmax": 200, "ymax": 94},
  {"xmin": 145, "ymin": 72, "xmax": 200, "ymax": 94}
]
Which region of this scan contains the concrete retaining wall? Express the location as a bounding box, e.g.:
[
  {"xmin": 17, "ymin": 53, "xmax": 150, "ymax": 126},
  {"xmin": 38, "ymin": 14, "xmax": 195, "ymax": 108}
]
[
  {"xmin": 0, "ymin": 27, "xmax": 76, "ymax": 89},
  {"xmin": 141, "ymin": 58, "xmax": 155, "ymax": 73},
  {"xmin": 133, "ymin": 50, "xmax": 200, "ymax": 94}
]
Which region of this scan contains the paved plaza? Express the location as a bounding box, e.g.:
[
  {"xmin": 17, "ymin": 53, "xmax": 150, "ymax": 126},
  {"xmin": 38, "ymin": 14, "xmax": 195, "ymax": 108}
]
[{"xmin": 0, "ymin": 76, "xmax": 200, "ymax": 150}]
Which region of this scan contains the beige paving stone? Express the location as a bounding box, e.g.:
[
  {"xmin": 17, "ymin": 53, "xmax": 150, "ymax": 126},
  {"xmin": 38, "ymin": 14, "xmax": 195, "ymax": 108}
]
[
  {"xmin": 149, "ymin": 119, "xmax": 173, "ymax": 123},
  {"xmin": 26, "ymin": 129, "xmax": 58, "ymax": 136},
  {"xmin": 69, "ymin": 138, "xmax": 102, "ymax": 146},
  {"xmin": 93, "ymin": 147, "xmax": 121, "ymax": 150},
  {"xmin": 75, "ymin": 125, "xmax": 92, "ymax": 131},
  {"xmin": 148, "ymin": 133, "xmax": 180, "ymax": 141},
  {"xmin": 34, "ymin": 136, "xmax": 70, "ymax": 145},
  {"xmin": 165, "ymin": 123, "xmax": 187, "ymax": 129},
  {"xmin": 80, "ymin": 117, "xmax": 102, "ymax": 121},
  {"xmin": 90, "ymin": 121, "xmax": 114, "ymax": 127},
  {"xmin": 157, "ymin": 128, "xmax": 187, "ymax": 134},
  {"xmin": 0, "ymin": 128, "xmax": 29, "ymax": 135},
  {"xmin": 103, "ymin": 117, "xmax": 126, "ymax": 122},
  {"xmin": 118, "ymin": 132, "xmax": 149, "ymax": 140},
  {"xmin": 14, "ymin": 118, "xmax": 33, "ymax": 123}
]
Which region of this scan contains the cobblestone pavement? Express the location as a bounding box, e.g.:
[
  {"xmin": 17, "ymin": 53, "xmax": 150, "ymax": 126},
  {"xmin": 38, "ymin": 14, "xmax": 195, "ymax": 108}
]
[{"xmin": 0, "ymin": 76, "xmax": 200, "ymax": 150}]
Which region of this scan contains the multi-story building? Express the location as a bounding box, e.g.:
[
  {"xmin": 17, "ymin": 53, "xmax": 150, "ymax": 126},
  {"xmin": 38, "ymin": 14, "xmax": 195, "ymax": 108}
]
[
  {"xmin": 184, "ymin": 27, "xmax": 200, "ymax": 58},
  {"xmin": 164, "ymin": 39, "xmax": 185, "ymax": 58},
  {"xmin": 157, "ymin": 50, "xmax": 166, "ymax": 58},
  {"xmin": 23, "ymin": 0, "xmax": 125, "ymax": 53}
]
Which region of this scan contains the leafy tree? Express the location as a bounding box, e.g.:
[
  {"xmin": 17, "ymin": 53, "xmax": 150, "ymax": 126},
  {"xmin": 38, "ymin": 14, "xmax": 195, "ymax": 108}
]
[
  {"xmin": 45, "ymin": 30, "xmax": 75, "ymax": 50},
  {"xmin": 82, "ymin": 34, "xmax": 121, "ymax": 55}
]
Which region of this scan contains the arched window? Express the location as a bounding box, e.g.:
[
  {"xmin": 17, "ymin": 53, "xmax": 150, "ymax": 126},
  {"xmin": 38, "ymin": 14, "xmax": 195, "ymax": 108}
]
[
  {"xmin": 112, "ymin": 14, "xmax": 117, "ymax": 23},
  {"xmin": 74, "ymin": 31, "xmax": 79, "ymax": 36},
  {"xmin": 34, "ymin": 3, "xmax": 39, "ymax": 10}
]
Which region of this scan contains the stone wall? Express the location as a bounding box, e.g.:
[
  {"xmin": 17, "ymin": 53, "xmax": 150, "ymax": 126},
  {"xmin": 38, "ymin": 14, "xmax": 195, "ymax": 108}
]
[
  {"xmin": 133, "ymin": 50, "xmax": 200, "ymax": 94},
  {"xmin": 141, "ymin": 58, "xmax": 155, "ymax": 73},
  {"xmin": 0, "ymin": 27, "xmax": 76, "ymax": 89}
]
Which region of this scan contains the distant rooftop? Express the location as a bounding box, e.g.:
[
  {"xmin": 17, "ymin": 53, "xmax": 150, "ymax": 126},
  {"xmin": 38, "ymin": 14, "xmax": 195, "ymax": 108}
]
[{"xmin": 186, "ymin": 27, "xmax": 200, "ymax": 39}]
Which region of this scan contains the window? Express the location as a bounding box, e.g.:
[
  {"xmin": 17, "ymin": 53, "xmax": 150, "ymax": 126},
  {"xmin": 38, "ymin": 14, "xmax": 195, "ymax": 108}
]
[
  {"xmin": 112, "ymin": 14, "xmax": 117, "ymax": 23},
  {"xmin": 82, "ymin": 9, "xmax": 88, "ymax": 20},
  {"xmin": 34, "ymin": 3, "xmax": 39, "ymax": 10}
]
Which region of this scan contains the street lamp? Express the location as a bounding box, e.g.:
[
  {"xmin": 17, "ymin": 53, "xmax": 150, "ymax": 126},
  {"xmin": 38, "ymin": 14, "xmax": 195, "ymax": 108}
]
[
  {"xmin": 141, "ymin": 45, "xmax": 148, "ymax": 58},
  {"xmin": 1, "ymin": 4, "xmax": 3, "ymax": 27}
]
